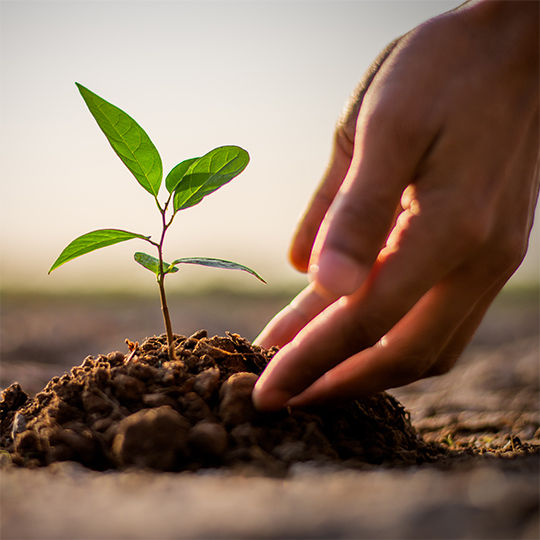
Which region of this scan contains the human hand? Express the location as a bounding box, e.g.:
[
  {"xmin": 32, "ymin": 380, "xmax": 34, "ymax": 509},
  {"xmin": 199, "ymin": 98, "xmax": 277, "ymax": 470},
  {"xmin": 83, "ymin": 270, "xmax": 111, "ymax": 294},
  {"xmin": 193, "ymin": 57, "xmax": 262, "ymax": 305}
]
[{"xmin": 253, "ymin": 0, "xmax": 539, "ymax": 411}]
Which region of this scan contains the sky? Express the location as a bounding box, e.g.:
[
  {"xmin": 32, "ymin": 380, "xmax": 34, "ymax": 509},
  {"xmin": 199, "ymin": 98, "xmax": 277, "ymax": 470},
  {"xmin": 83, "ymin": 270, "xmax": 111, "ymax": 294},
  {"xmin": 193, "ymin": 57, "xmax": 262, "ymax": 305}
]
[{"xmin": 1, "ymin": 0, "xmax": 538, "ymax": 294}]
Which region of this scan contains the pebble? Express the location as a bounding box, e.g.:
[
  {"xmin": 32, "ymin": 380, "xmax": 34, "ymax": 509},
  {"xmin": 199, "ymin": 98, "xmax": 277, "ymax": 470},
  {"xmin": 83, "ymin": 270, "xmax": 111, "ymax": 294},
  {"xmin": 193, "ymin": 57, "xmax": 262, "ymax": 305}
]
[{"xmin": 11, "ymin": 412, "xmax": 26, "ymax": 438}]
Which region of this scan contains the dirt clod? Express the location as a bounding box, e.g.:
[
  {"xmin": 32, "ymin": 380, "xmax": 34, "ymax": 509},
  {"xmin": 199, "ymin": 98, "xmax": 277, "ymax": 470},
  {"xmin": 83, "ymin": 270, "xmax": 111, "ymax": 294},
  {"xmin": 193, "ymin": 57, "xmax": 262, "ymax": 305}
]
[
  {"xmin": 187, "ymin": 421, "xmax": 228, "ymax": 458},
  {"xmin": 112, "ymin": 406, "xmax": 190, "ymax": 470},
  {"xmin": 193, "ymin": 367, "xmax": 220, "ymax": 400},
  {"xmin": 219, "ymin": 372, "xmax": 259, "ymax": 426}
]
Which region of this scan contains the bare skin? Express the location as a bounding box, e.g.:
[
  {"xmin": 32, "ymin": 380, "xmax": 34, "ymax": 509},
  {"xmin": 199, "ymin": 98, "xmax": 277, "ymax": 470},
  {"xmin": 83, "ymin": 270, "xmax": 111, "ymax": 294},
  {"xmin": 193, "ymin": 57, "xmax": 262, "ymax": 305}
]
[{"xmin": 253, "ymin": 0, "xmax": 539, "ymax": 411}]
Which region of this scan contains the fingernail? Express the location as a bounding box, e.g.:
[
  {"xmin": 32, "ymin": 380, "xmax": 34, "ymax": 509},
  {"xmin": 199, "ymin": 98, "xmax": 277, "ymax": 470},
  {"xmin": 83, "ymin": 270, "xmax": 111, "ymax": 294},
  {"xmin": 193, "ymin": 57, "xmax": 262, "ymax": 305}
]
[{"xmin": 309, "ymin": 250, "xmax": 366, "ymax": 296}]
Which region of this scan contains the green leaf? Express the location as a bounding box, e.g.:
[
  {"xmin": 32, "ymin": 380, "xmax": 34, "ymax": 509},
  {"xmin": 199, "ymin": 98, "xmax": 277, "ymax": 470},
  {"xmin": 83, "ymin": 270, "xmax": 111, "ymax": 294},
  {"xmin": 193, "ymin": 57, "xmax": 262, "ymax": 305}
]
[
  {"xmin": 173, "ymin": 146, "xmax": 249, "ymax": 211},
  {"xmin": 134, "ymin": 252, "xmax": 160, "ymax": 274},
  {"xmin": 49, "ymin": 229, "xmax": 149, "ymax": 274},
  {"xmin": 171, "ymin": 257, "xmax": 265, "ymax": 283},
  {"xmin": 134, "ymin": 252, "xmax": 179, "ymax": 275},
  {"xmin": 76, "ymin": 83, "xmax": 162, "ymax": 197},
  {"xmin": 165, "ymin": 157, "xmax": 199, "ymax": 194}
]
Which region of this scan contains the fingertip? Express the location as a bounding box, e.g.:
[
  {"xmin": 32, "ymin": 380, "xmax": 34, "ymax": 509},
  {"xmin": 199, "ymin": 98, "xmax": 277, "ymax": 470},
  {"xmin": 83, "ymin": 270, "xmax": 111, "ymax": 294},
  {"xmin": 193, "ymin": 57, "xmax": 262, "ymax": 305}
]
[
  {"xmin": 252, "ymin": 341, "xmax": 301, "ymax": 411},
  {"xmin": 288, "ymin": 241, "xmax": 310, "ymax": 273},
  {"xmin": 252, "ymin": 381, "xmax": 291, "ymax": 411}
]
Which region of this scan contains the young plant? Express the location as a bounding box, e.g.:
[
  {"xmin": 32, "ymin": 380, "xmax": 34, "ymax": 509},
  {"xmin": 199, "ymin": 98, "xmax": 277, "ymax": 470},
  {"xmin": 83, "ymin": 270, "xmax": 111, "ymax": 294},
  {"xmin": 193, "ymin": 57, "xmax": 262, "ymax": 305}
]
[{"xmin": 49, "ymin": 83, "xmax": 265, "ymax": 360}]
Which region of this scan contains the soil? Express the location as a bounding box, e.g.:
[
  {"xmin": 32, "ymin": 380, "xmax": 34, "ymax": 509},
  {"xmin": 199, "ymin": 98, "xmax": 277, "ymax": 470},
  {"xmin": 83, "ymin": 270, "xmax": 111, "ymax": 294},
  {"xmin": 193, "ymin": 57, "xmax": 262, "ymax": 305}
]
[
  {"xmin": 1, "ymin": 331, "xmax": 441, "ymax": 474},
  {"xmin": 1, "ymin": 290, "xmax": 538, "ymax": 539}
]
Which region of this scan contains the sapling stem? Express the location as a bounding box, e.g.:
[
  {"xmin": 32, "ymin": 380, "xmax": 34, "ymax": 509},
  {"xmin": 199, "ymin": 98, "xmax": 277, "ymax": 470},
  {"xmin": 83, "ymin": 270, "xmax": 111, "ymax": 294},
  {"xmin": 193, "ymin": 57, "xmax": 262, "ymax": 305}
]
[{"xmin": 157, "ymin": 272, "xmax": 175, "ymax": 361}]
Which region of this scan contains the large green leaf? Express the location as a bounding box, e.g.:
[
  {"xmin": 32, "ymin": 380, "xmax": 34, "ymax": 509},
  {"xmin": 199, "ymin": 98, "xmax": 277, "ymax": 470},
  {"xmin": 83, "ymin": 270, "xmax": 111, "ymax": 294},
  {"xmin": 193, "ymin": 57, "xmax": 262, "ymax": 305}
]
[
  {"xmin": 165, "ymin": 157, "xmax": 199, "ymax": 194},
  {"xmin": 76, "ymin": 83, "xmax": 163, "ymax": 197},
  {"xmin": 171, "ymin": 257, "xmax": 265, "ymax": 283},
  {"xmin": 173, "ymin": 146, "xmax": 249, "ymax": 211},
  {"xmin": 134, "ymin": 252, "xmax": 179, "ymax": 275},
  {"xmin": 49, "ymin": 229, "xmax": 149, "ymax": 273}
]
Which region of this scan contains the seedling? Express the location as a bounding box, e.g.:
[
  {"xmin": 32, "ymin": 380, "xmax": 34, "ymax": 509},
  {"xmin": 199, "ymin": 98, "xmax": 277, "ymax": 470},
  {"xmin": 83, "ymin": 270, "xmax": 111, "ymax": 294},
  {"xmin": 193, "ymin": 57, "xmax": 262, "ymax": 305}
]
[{"xmin": 49, "ymin": 83, "xmax": 265, "ymax": 360}]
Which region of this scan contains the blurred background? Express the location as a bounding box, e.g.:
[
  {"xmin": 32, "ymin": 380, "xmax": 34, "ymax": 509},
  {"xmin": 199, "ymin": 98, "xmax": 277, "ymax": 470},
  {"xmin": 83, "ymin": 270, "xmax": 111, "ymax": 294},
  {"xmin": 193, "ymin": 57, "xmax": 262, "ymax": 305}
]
[
  {"xmin": 1, "ymin": 0, "xmax": 538, "ymax": 394},
  {"xmin": 2, "ymin": 0, "xmax": 538, "ymax": 295}
]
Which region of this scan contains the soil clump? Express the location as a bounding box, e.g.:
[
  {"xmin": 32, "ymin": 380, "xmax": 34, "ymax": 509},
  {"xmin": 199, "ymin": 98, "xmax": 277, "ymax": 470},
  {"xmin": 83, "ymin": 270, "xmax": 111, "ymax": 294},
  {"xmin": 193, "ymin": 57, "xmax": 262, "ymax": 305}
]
[{"xmin": 0, "ymin": 331, "xmax": 441, "ymax": 473}]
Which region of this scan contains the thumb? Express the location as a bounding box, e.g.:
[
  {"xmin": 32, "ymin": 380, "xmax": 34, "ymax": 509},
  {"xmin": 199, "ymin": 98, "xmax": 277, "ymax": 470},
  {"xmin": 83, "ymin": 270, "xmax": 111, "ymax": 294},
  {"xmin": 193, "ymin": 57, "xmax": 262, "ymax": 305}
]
[
  {"xmin": 289, "ymin": 128, "xmax": 353, "ymax": 273},
  {"xmin": 290, "ymin": 38, "xmax": 403, "ymax": 274},
  {"xmin": 308, "ymin": 105, "xmax": 430, "ymax": 297}
]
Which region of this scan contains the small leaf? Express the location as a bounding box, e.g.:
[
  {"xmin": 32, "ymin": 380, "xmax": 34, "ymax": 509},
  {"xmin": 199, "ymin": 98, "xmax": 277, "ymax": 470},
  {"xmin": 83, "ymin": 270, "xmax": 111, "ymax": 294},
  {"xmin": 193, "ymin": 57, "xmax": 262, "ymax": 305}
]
[
  {"xmin": 171, "ymin": 257, "xmax": 265, "ymax": 283},
  {"xmin": 134, "ymin": 252, "xmax": 179, "ymax": 275},
  {"xmin": 76, "ymin": 83, "xmax": 163, "ymax": 197},
  {"xmin": 134, "ymin": 252, "xmax": 160, "ymax": 274},
  {"xmin": 173, "ymin": 146, "xmax": 249, "ymax": 212},
  {"xmin": 49, "ymin": 229, "xmax": 149, "ymax": 273},
  {"xmin": 165, "ymin": 157, "xmax": 199, "ymax": 194}
]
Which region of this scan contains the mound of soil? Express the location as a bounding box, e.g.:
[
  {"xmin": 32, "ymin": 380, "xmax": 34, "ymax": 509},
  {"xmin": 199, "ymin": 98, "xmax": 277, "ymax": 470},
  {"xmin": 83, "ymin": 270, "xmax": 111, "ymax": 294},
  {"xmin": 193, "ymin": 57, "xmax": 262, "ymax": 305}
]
[{"xmin": 1, "ymin": 331, "xmax": 440, "ymax": 473}]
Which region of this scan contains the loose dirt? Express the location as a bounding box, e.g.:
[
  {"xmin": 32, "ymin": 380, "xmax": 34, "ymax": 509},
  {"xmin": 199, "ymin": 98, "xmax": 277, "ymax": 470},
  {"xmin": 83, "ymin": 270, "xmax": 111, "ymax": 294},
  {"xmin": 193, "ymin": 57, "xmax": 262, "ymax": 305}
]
[{"xmin": 1, "ymin": 331, "xmax": 441, "ymax": 473}]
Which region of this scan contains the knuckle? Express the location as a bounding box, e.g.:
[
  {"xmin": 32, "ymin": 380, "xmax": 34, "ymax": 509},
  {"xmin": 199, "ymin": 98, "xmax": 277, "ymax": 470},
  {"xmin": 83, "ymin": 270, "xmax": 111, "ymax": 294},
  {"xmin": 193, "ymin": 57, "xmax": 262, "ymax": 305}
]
[
  {"xmin": 486, "ymin": 230, "xmax": 528, "ymax": 274},
  {"xmin": 447, "ymin": 201, "xmax": 529, "ymax": 275},
  {"xmin": 362, "ymin": 91, "xmax": 427, "ymax": 146}
]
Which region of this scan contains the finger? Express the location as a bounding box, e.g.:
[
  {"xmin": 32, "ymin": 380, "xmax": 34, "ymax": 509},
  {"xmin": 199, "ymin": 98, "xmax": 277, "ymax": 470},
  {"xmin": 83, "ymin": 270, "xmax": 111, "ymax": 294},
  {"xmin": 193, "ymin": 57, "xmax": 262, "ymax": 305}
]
[
  {"xmin": 290, "ymin": 37, "xmax": 402, "ymax": 273},
  {"xmin": 289, "ymin": 129, "xmax": 353, "ymax": 273},
  {"xmin": 252, "ymin": 297, "xmax": 358, "ymax": 411},
  {"xmin": 253, "ymin": 283, "xmax": 337, "ymax": 348},
  {"xmin": 285, "ymin": 266, "xmax": 499, "ymax": 407},
  {"xmin": 253, "ymin": 186, "xmax": 486, "ymax": 411},
  {"xmin": 308, "ymin": 94, "xmax": 437, "ymax": 297}
]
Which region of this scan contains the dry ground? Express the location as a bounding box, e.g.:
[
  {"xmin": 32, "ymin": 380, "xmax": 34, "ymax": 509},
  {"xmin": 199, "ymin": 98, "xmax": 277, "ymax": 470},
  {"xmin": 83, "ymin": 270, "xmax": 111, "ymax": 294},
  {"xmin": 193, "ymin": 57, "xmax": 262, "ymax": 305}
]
[{"xmin": 1, "ymin": 287, "xmax": 538, "ymax": 539}]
